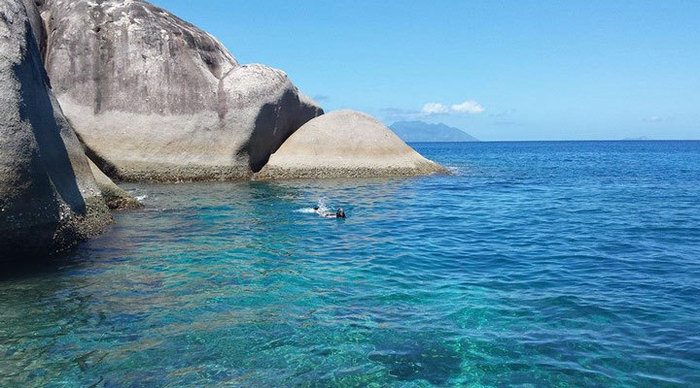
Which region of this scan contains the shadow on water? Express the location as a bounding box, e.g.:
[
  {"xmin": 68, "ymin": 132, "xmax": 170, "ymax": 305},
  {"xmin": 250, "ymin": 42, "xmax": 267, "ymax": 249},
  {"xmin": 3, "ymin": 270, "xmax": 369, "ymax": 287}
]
[{"xmin": 0, "ymin": 245, "xmax": 83, "ymax": 282}]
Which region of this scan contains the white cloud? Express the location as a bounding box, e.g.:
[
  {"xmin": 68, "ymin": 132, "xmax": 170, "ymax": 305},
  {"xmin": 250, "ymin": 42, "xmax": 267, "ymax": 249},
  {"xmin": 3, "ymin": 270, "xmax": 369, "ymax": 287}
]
[
  {"xmin": 451, "ymin": 100, "xmax": 485, "ymax": 114},
  {"xmin": 383, "ymin": 99, "xmax": 485, "ymax": 121},
  {"xmin": 643, "ymin": 115, "xmax": 674, "ymax": 123},
  {"xmin": 421, "ymin": 103, "xmax": 449, "ymax": 115},
  {"xmin": 420, "ymin": 100, "xmax": 484, "ymax": 116}
]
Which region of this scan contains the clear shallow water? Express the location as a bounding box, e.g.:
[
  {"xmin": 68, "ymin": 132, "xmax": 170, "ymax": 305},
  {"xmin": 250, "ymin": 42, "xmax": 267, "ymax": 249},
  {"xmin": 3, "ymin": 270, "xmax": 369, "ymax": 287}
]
[{"xmin": 1, "ymin": 141, "xmax": 700, "ymax": 386}]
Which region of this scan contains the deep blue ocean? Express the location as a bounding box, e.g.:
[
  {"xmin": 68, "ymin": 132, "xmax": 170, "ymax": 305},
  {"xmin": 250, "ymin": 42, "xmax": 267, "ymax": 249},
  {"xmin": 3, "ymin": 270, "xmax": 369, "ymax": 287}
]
[{"xmin": 1, "ymin": 141, "xmax": 699, "ymax": 386}]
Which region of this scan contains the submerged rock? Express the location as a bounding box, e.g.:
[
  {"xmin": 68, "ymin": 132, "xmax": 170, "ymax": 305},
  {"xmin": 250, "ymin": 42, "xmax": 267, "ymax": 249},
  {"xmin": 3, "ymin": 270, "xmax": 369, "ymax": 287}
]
[
  {"xmin": 0, "ymin": 0, "xmax": 111, "ymax": 258},
  {"xmin": 256, "ymin": 110, "xmax": 448, "ymax": 179},
  {"xmin": 39, "ymin": 0, "xmax": 322, "ymax": 182}
]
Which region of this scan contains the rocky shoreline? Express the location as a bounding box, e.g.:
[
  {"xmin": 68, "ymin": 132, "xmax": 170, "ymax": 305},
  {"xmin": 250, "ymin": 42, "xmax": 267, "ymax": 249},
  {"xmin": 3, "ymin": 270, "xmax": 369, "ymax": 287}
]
[{"xmin": 1, "ymin": 0, "xmax": 446, "ymax": 258}]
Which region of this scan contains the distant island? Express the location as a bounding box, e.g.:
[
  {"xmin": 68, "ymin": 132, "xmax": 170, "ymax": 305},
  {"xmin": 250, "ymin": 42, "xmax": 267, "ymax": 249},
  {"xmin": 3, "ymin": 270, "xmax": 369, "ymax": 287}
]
[
  {"xmin": 390, "ymin": 121, "xmax": 479, "ymax": 142},
  {"xmin": 622, "ymin": 136, "xmax": 651, "ymax": 141}
]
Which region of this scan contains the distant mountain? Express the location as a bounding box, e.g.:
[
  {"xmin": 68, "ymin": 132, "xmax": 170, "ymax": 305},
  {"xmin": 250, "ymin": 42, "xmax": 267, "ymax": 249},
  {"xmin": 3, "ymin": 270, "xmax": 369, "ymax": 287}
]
[{"xmin": 389, "ymin": 121, "xmax": 479, "ymax": 142}]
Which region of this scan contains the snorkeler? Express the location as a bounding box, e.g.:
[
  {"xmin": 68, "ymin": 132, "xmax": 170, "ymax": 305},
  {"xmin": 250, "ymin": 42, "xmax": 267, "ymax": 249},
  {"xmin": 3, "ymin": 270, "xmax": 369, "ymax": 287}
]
[{"xmin": 314, "ymin": 206, "xmax": 346, "ymax": 218}]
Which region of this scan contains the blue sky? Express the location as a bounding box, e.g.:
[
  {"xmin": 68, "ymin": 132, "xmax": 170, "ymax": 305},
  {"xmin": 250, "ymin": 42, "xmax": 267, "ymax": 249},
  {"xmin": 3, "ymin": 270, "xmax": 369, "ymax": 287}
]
[{"xmin": 150, "ymin": 0, "xmax": 700, "ymax": 141}]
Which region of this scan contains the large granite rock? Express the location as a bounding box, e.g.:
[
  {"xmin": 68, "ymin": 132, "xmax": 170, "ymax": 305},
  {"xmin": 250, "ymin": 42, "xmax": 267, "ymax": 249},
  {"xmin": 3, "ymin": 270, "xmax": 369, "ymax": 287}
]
[
  {"xmin": 256, "ymin": 110, "xmax": 448, "ymax": 179},
  {"xmin": 38, "ymin": 0, "xmax": 322, "ymax": 182},
  {"xmin": 1, "ymin": 0, "xmax": 111, "ymax": 259}
]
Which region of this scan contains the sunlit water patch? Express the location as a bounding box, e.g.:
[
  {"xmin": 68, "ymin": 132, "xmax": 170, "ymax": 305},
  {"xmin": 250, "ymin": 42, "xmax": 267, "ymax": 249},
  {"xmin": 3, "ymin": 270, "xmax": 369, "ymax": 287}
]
[{"xmin": 1, "ymin": 141, "xmax": 699, "ymax": 386}]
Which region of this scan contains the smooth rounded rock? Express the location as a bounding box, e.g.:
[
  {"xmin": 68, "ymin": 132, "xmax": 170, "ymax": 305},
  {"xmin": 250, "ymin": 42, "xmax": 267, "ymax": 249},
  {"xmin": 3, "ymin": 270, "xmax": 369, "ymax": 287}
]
[{"xmin": 256, "ymin": 110, "xmax": 448, "ymax": 179}]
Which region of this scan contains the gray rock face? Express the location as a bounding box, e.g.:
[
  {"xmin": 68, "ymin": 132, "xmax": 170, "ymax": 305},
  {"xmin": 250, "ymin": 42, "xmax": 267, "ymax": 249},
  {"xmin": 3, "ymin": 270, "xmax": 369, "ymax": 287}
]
[
  {"xmin": 39, "ymin": 0, "xmax": 323, "ymax": 181},
  {"xmin": 256, "ymin": 110, "xmax": 448, "ymax": 179},
  {"xmin": 1, "ymin": 0, "xmax": 111, "ymax": 259}
]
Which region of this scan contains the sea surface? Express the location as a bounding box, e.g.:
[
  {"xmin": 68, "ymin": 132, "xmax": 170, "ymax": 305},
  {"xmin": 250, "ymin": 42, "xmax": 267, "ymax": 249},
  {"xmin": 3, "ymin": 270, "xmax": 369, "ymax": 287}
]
[{"xmin": 1, "ymin": 141, "xmax": 699, "ymax": 386}]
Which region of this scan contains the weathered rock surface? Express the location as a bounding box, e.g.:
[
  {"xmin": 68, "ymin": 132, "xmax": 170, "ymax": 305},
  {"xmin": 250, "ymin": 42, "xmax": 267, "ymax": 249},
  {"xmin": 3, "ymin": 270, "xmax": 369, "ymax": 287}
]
[
  {"xmin": 256, "ymin": 110, "xmax": 448, "ymax": 179},
  {"xmin": 1, "ymin": 0, "xmax": 111, "ymax": 259},
  {"xmin": 88, "ymin": 159, "xmax": 142, "ymax": 210},
  {"xmin": 38, "ymin": 0, "xmax": 323, "ymax": 182}
]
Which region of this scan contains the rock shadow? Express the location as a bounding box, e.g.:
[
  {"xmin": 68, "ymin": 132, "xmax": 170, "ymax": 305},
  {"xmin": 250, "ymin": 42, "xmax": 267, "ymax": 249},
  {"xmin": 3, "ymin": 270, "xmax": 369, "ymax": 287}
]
[
  {"xmin": 16, "ymin": 24, "xmax": 86, "ymax": 215},
  {"xmin": 238, "ymin": 89, "xmax": 315, "ymax": 173}
]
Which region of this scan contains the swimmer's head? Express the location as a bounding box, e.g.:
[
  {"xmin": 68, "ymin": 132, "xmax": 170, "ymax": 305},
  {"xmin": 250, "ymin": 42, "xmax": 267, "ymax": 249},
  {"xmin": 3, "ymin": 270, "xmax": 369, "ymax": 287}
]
[
  {"xmin": 336, "ymin": 208, "xmax": 346, "ymax": 218},
  {"xmin": 313, "ymin": 206, "xmax": 319, "ymax": 211}
]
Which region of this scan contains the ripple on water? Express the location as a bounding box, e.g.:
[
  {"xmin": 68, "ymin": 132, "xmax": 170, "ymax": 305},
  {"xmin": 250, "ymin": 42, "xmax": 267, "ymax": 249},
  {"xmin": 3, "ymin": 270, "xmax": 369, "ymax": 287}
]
[{"xmin": 1, "ymin": 141, "xmax": 700, "ymax": 386}]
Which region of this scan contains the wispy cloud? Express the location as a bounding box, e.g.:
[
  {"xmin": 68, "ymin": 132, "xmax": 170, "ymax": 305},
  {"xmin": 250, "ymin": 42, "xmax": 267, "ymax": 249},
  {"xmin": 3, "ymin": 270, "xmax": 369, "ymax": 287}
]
[
  {"xmin": 488, "ymin": 108, "xmax": 516, "ymax": 118},
  {"xmin": 313, "ymin": 95, "xmax": 330, "ymax": 103},
  {"xmin": 380, "ymin": 107, "xmax": 416, "ymax": 120},
  {"xmin": 643, "ymin": 115, "xmax": 673, "ymax": 123},
  {"xmin": 493, "ymin": 120, "xmax": 522, "ymax": 127}
]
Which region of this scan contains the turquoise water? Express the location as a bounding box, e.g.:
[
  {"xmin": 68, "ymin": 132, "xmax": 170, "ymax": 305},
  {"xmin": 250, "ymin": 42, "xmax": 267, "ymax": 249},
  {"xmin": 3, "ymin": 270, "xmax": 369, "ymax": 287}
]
[{"xmin": 1, "ymin": 141, "xmax": 699, "ymax": 386}]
